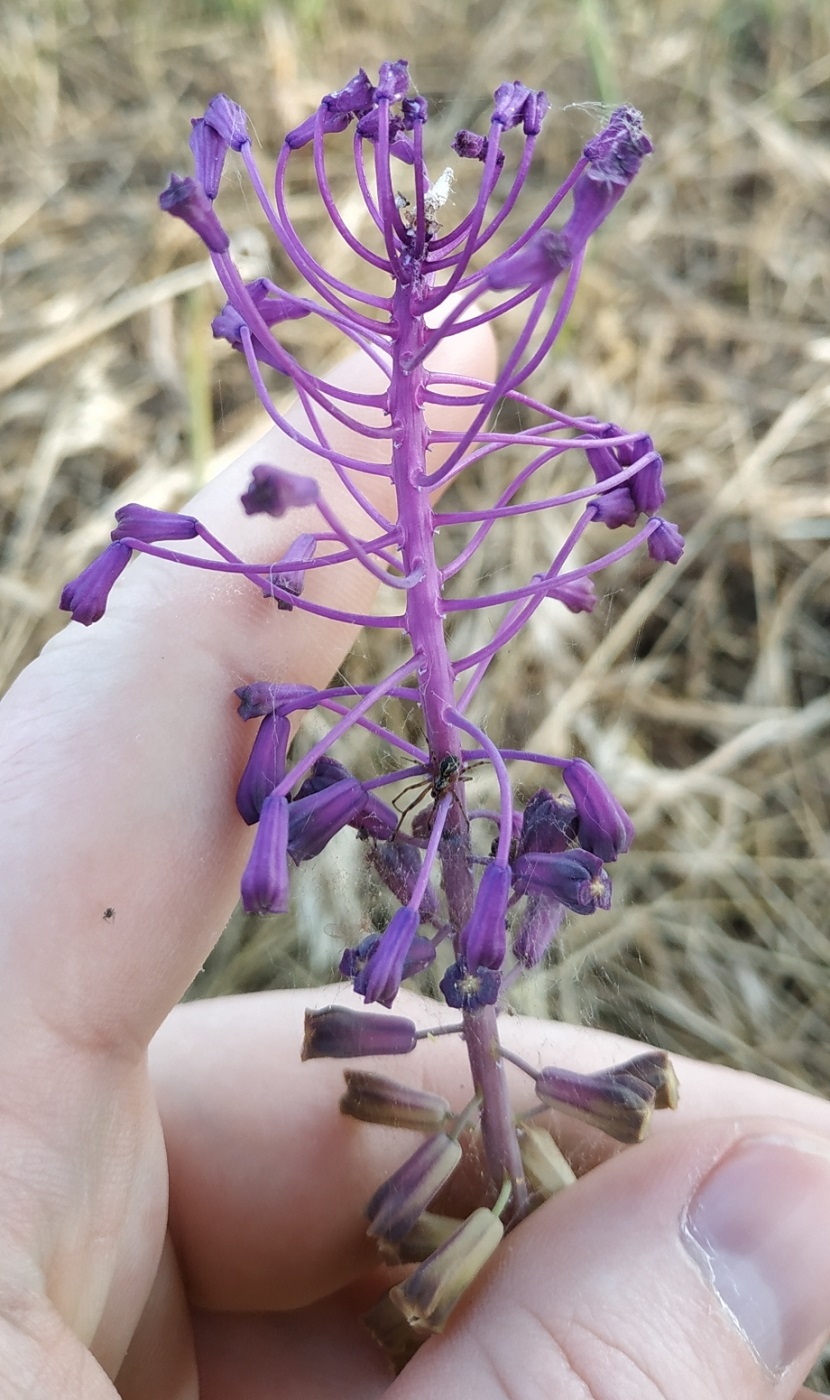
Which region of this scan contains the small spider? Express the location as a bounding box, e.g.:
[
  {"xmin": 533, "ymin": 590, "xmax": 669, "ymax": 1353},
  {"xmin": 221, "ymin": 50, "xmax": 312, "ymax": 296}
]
[{"xmin": 392, "ymin": 752, "xmax": 472, "ymax": 836}]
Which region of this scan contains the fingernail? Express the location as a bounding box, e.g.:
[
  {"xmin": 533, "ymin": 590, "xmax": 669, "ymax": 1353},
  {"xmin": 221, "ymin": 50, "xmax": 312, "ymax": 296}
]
[{"xmin": 683, "ymin": 1136, "xmax": 830, "ymax": 1374}]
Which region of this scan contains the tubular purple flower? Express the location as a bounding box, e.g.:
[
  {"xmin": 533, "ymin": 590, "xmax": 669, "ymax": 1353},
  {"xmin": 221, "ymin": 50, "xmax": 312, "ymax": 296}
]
[
  {"xmin": 518, "ymin": 788, "xmax": 577, "ymax": 856},
  {"xmin": 366, "ymin": 841, "xmax": 440, "ymax": 921},
  {"xmin": 534, "ymin": 1061, "xmax": 657, "ymax": 1144},
  {"xmin": 240, "ymin": 464, "xmax": 320, "ymax": 517},
  {"xmin": 375, "ymin": 58, "xmax": 409, "ymax": 103},
  {"xmin": 340, "ymin": 1070, "xmax": 452, "ymax": 1132},
  {"xmin": 589, "ymin": 486, "xmax": 640, "ymax": 529},
  {"xmin": 352, "ymin": 905, "xmax": 421, "ymax": 1008},
  {"xmin": 59, "ymin": 542, "xmax": 132, "ymax": 625},
  {"xmin": 287, "ymin": 776, "xmax": 368, "ymax": 863},
  {"xmin": 544, "ymin": 575, "xmax": 597, "ymax": 614},
  {"xmin": 512, "ymin": 893, "xmax": 565, "ymax": 968},
  {"xmin": 648, "ymin": 517, "xmax": 685, "ymax": 563},
  {"xmin": 487, "ymin": 228, "xmax": 573, "ymax": 290},
  {"xmin": 562, "ymin": 757, "xmax": 634, "ymax": 862},
  {"xmin": 158, "ymin": 173, "xmax": 229, "ymax": 253},
  {"xmin": 189, "ymin": 117, "xmax": 227, "ymax": 200},
  {"xmin": 366, "ymin": 1129, "xmax": 463, "ymax": 1243},
  {"xmin": 111, "ymin": 503, "xmax": 199, "ymax": 543},
  {"xmin": 261, "ymin": 533, "xmax": 317, "ymax": 608},
  {"xmin": 389, "ymin": 1203, "xmax": 505, "ymax": 1334},
  {"xmin": 234, "ymin": 681, "xmax": 318, "ymax": 721},
  {"xmin": 236, "ymin": 713, "xmax": 290, "ymax": 825},
  {"xmin": 458, "ymin": 861, "xmax": 511, "ymax": 970},
  {"xmin": 202, "ymin": 93, "xmax": 250, "ymax": 150},
  {"xmin": 512, "ymin": 849, "xmax": 612, "ymax": 913},
  {"xmin": 240, "ymin": 791, "xmax": 290, "ymax": 914},
  {"xmin": 301, "ymin": 1005, "xmax": 418, "ymax": 1060}
]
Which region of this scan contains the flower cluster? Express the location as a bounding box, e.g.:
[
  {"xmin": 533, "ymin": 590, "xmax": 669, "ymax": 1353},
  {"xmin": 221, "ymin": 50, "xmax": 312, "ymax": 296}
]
[{"xmin": 61, "ymin": 63, "xmax": 684, "ymax": 1364}]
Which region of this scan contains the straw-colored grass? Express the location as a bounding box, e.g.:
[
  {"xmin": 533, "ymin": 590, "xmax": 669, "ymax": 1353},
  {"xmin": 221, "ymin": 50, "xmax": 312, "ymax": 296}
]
[{"xmin": 3, "ymin": 4, "xmax": 830, "ymax": 1375}]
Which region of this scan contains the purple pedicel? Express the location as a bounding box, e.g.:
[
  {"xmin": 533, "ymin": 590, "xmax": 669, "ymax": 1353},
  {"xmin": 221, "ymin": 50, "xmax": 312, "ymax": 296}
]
[{"xmin": 66, "ymin": 65, "xmax": 684, "ymax": 1306}]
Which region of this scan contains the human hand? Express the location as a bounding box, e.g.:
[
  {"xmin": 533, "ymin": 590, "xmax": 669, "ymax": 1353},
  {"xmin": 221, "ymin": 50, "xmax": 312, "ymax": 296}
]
[{"xmin": 1, "ymin": 325, "xmax": 830, "ymax": 1400}]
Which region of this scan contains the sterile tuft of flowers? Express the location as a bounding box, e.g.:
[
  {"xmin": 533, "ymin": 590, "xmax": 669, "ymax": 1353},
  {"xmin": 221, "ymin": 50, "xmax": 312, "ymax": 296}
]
[{"xmin": 62, "ymin": 63, "xmax": 684, "ymax": 1368}]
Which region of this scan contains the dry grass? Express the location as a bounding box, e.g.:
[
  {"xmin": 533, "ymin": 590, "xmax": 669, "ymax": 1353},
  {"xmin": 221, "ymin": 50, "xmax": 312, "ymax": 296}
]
[{"xmin": 3, "ymin": 0, "xmax": 830, "ymax": 1146}]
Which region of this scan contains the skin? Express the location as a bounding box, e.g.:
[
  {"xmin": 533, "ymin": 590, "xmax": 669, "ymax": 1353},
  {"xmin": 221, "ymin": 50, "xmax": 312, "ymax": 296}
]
[{"xmin": 0, "ymin": 323, "xmax": 829, "ymax": 1399}]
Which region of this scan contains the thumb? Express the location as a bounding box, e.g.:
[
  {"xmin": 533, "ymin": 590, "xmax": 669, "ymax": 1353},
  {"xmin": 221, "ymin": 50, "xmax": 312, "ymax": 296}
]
[{"xmin": 392, "ymin": 1118, "xmax": 830, "ymax": 1400}]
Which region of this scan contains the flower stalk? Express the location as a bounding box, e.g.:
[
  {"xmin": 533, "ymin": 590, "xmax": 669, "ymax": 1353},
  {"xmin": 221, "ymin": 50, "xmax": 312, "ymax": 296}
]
[{"xmin": 60, "ymin": 62, "xmax": 685, "ymax": 1366}]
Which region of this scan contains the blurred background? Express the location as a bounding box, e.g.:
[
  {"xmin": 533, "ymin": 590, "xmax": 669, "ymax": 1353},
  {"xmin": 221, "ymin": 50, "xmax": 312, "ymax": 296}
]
[{"xmin": 2, "ymin": 0, "xmax": 830, "ymax": 1136}]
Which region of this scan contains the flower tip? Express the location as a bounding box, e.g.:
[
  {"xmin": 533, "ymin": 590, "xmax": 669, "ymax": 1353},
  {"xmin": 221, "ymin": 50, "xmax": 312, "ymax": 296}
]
[{"xmin": 240, "ymin": 464, "xmax": 320, "ymax": 518}]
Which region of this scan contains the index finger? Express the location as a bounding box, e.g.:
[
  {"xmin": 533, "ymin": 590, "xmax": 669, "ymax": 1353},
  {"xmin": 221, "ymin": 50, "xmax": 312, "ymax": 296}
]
[{"xmin": 0, "ymin": 325, "xmax": 495, "ymax": 1057}]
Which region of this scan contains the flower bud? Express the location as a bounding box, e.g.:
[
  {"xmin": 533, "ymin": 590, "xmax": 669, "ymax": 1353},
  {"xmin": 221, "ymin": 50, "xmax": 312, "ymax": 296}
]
[
  {"xmin": 240, "ymin": 464, "xmax": 320, "ymax": 517},
  {"xmin": 234, "ymin": 682, "xmax": 318, "ymax": 721},
  {"xmin": 365, "ymin": 841, "xmax": 440, "ymax": 921},
  {"xmin": 240, "ymin": 791, "xmax": 290, "ymax": 915},
  {"xmin": 111, "ymin": 504, "xmax": 199, "ymax": 543},
  {"xmin": 60, "ymin": 542, "xmax": 132, "ymax": 625},
  {"xmin": 236, "ymin": 713, "xmax": 290, "ymax": 825},
  {"xmin": 458, "ymin": 861, "xmax": 510, "ymax": 970},
  {"xmin": 287, "ymin": 776, "xmax": 368, "ymax": 863},
  {"xmin": 261, "ymin": 533, "xmax": 316, "ymax": 608},
  {"xmin": 366, "ymin": 1130, "xmax": 463, "ymax": 1244},
  {"xmin": 350, "ymin": 906, "xmax": 421, "ymax": 1008},
  {"xmin": 544, "ymin": 574, "xmax": 597, "ymax": 613},
  {"xmin": 512, "ymin": 849, "xmax": 612, "ymax": 913},
  {"xmin": 301, "ymin": 1005, "xmax": 417, "ymax": 1060},
  {"xmin": 517, "ymin": 1123, "xmax": 576, "ymax": 1197},
  {"xmin": 487, "ymin": 228, "xmax": 573, "ymax": 291},
  {"xmin": 340, "ymin": 1070, "xmax": 451, "ymax": 1132},
  {"xmin": 647, "ymin": 517, "xmax": 685, "ymax": 563},
  {"xmin": 512, "ymin": 893, "xmax": 565, "ymax": 968},
  {"xmin": 562, "ymin": 758, "xmax": 634, "ymax": 862},
  {"xmin": 589, "ymin": 486, "xmax": 640, "ymax": 529},
  {"xmin": 389, "ymin": 1205, "xmax": 504, "ymax": 1334},
  {"xmin": 159, "ymin": 174, "xmax": 229, "ymax": 253},
  {"xmin": 377, "ymin": 1213, "xmax": 461, "ymax": 1267},
  {"xmin": 534, "ymin": 1060, "xmax": 658, "ymax": 1143},
  {"xmin": 518, "ymin": 788, "xmax": 577, "ymax": 856}
]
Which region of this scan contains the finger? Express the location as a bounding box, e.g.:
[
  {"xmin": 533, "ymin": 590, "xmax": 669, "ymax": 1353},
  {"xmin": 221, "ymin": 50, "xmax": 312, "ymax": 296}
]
[
  {"xmin": 0, "ymin": 322, "xmax": 496, "ymax": 1057},
  {"xmin": 149, "ymin": 987, "xmax": 830, "ymax": 1313},
  {"xmin": 390, "ymin": 1116, "xmax": 830, "ymax": 1400}
]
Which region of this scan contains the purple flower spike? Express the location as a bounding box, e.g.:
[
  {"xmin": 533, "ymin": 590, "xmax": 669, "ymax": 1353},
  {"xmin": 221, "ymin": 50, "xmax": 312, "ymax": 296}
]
[
  {"xmin": 240, "ymin": 791, "xmax": 290, "ymax": 914},
  {"xmin": 60, "ymin": 542, "xmax": 132, "ymax": 625},
  {"xmin": 353, "ymin": 905, "xmax": 420, "ymax": 1008},
  {"xmin": 158, "ymin": 174, "xmax": 229, "ymax": 253},
  {"xmin": 562, "ymin": 757, "xmax": 634, "ymax": 862},
  {"xmin": 287, "ymin": 776, "xmax": 368, "ymax": 863},
  {"xmin": 648, "ymin": 517, "xmax": 685, "ymax": 564},
  {"xmin": 512, "ymin": 849, "xmax": 612, "ymax": 913},
  {"xmin": 236, "ymin": 713, "xmax": 290, "ymax": 825},
  {"xmin": 487, "ymin": 228, "xmax": 573, "ymax": 291},
  {"xmin": 302, "ymin": 1005, "xmax": 418, "ymax": 1060},
  {"xmin": 439, "ymin": 958, "xmax": 501, "ymax": 1012},
  {"xmin": 112, "ymin": 503, "xmax": 199, "ymax": 543},
  {"xmin": 458, "ymin": 861, "xmax": 510, "ymax": 971},
  {"xmin": 240, "ymin": 464, "xmax": 320, "ymax": 518}
]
